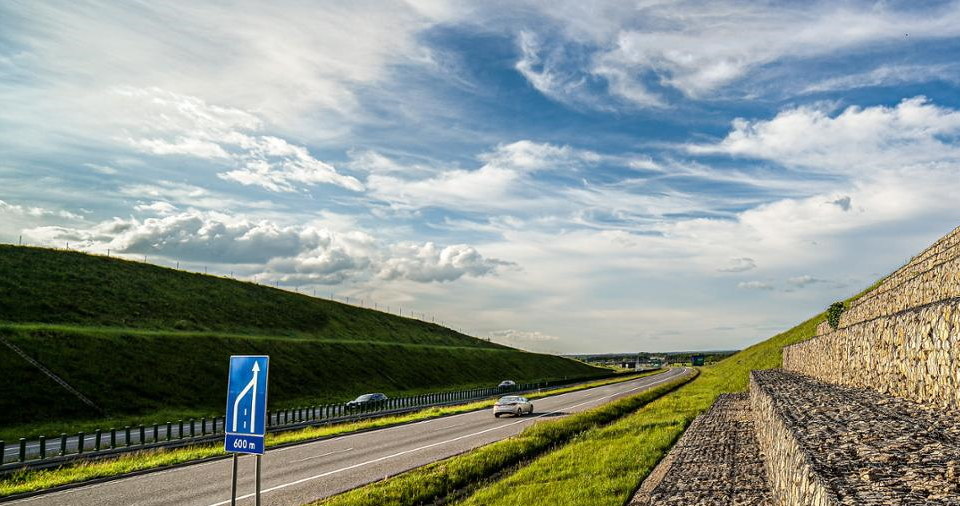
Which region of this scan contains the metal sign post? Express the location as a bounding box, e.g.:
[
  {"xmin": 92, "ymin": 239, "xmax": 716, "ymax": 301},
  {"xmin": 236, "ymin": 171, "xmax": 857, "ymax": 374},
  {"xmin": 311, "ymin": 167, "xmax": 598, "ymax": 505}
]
[{"xmin": 224, "ymin": 355, "xmax": 269, "ymax": 505}]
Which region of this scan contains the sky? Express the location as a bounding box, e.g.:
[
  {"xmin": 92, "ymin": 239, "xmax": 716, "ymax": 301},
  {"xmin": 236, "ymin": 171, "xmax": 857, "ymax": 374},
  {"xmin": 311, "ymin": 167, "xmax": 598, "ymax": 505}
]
[{"xmin": 2, "ymin": 0, "xmax": 960, "ymax": 354}]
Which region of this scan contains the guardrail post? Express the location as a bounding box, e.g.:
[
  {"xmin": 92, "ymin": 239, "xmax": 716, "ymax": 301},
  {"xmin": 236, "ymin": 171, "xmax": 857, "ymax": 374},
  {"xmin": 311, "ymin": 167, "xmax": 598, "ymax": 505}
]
[
  {"xmin": 77, "ymin": 431, "xmax": 84, "ymax": 454},
  {"xmin": 266, "ymin": 411, "xmax": 271, "ymax": 428},
  {"xmin": 139, "ymin": 424, "xmax": 145, "ymax": 445},
  {"xmin": 125, "ymin": 426, "xmax": 131, "ymax": 447},
  {"xmin": 190, "ymin": 419, "xmax": 195, "ymax": 438},
  {"xmin": 59, "ymin": 433, "xmax": 67, "ymax": 456},
  {"xmin": 110, "ymin": 428, "xmax": 116, "ymax": 449},
  {"xmin": 38, "ymin": 436, "xmax": 45, "ymax": 459},
  {"xmin": 152, "ymin": 424, "xmax": 159, "ymax": 442},
  {"xmin": 201, "ymin": 417, "xmax": 207, "ymax": 435},
  {"xmin": 0, "ymin": 441, "xmax": 4, "ymax": 464},
  {"xmin": 95, "ymin": 429, "xmax": 101, "ymax": 451},
  {"xmin": 166, "ymin": 422, "xmax": 172, "ymax": 441},
  {"xmin": 19, "ymin": 438, "xmax": 26, "ymax": 462},
  {"xmin": 177, "ymin": 420, "xmax": 183, "ymax": 439}
]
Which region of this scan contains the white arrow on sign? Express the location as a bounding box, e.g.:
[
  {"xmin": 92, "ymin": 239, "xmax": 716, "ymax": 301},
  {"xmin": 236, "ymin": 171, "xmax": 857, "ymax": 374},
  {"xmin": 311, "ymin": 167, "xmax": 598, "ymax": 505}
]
[{"xmin": 232, "ymin": 361, "xmax": 261, "ymax": 433}]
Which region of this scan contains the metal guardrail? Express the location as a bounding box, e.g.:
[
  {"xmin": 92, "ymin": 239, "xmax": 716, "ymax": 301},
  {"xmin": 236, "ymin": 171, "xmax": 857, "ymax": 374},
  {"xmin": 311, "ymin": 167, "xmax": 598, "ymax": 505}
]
[{"xmin": 0, "ymin": 371, "xmax": 640, "ymax": 473}]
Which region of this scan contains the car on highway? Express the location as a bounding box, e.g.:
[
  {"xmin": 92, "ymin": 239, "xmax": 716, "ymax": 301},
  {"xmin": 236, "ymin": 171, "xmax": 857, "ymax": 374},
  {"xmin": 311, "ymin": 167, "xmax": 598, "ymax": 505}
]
[
  {"xmin": 346, "ymin": 393, "xmax": 388, "ymax": 410},
  {"xmin": 493, "ymin": 395, "xmax": 533, "ymax": 417},
  {"xmin": 497, "ymin": 380, "xmax": 517, "ymax": 389}
]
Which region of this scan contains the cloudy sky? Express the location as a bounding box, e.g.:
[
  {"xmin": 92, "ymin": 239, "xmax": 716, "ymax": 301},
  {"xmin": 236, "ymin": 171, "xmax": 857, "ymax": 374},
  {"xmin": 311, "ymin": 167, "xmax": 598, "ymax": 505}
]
[{"xmin": 2, "ymin": 1, "xmax": 960, "ymax": 353}]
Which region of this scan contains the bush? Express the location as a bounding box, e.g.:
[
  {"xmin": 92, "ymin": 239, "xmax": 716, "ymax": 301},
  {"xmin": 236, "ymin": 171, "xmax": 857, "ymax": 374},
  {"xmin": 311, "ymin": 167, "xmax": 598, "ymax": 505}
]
[{"xmin": 826, "ymin": 302, "xmax": 845, "ymax": 329}]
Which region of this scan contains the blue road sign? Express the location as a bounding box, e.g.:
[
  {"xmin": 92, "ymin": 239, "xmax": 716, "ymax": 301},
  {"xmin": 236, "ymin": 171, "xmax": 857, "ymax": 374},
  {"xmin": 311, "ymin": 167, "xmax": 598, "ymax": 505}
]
[{"xmin": 224, "ymin": 355, "xmax": 269, "ymax": 455}]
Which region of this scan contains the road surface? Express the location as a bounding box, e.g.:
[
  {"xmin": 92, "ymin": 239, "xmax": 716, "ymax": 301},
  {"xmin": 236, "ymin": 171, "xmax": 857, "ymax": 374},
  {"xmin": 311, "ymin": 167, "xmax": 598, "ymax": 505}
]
[{"xmin": 7, "ymin": 368, "xmax": 689, "ymax": 506}]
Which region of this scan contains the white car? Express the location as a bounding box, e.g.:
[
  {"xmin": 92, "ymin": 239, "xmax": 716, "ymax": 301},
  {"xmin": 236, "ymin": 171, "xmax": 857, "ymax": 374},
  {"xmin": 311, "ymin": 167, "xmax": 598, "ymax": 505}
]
[{"xmin": 493, "ymin": 395, "xmax": 533, "ymax": 417}]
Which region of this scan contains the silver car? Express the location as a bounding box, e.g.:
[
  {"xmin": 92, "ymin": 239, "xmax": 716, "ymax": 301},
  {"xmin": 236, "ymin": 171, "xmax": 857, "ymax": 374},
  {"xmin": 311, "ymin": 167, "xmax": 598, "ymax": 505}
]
[{"xmin": 493, "ymin": 395, "xmax": 533, "ymax": 417}]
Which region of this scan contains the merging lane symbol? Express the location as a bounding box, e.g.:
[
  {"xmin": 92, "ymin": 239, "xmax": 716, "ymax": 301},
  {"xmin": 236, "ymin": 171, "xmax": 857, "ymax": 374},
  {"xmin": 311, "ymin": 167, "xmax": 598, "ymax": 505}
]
[{"xmin": 224, "ymin": 355, "xmax": 269, "ymax": 455}]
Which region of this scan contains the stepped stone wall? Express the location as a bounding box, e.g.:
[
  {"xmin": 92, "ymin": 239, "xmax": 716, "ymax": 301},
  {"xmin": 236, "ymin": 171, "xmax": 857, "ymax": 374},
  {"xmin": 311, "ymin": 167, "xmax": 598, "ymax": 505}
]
[
  {"xmin": 784, "ymin": 298, "xmax": 960, "ymax": 409},
  {"xmin": 788, "ymin": 224, "xmax": 960, "ymax": 409},
  {"xmin": 815, "ymin": 225, "xmax": 960, "ymax": 337},
  {"xmin": 750, "ymin": 375, "xmax": 835, "ymax": 506},
  {"xmin": 629, "ymin": 393, "xmax": 772, "ymax": 506},
  {"xmin": 869, "ymin": 225, "xmax": 960, "ymax": 296},
  {"xmin": 751, "ymin": 370, "xmax": 960, "ymax": 505}
]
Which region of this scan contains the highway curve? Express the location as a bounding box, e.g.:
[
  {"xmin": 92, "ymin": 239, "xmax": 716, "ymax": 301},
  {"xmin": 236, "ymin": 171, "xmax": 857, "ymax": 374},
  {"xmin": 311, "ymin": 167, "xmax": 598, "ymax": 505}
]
[{"xmin": 7, "ymin": 368, "xmax": 690, "ymax": 506}]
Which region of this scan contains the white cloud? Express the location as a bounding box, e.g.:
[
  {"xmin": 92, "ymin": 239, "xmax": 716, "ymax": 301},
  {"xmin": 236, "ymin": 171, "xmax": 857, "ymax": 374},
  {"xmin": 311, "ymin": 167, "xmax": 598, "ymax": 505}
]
[
  {"xmin": 83, "ymin": 163, "xmax": 119, "ymax": 175},
  {"xmin": 367, "ymin": 140, "xmax": 597, "ymax": 212},
  {"xmin": 0, "ymin": 199, "xmax": 83, "ymax": 220},
  {"xmin": 379, "ymin": 242, "xmax": 512, "ymax": 283},
  {"xmin": 118, "ymin": 88, "xmax": 364, "ymax": 193},
  {"xmin": 689, "ymin": 96, "xmax": 960, "ymax": 174},
  {"xmin": 801, "ymin": 64, "xmax": 960, "ymax": 94},
  {"xmin": 133, "ymin": 201, "xmax": 178, "ymax": 215},
  {"xmin": 737, "ymin": 280, "xmax": 774, "ymax": 290},
  {"xmin": 514, "ymin": 31, "xmax": 613, "ymax": 109},
  {"xmin": 22, "ymin": 209, "xmax": 508, "ymax": 285},
  {"xmin": 488, "ymin": 329, "xmax": 560, "ymax": 351},
  {"xmin": 718, "ymin": 257, "xmax": 756, "ymax": 273},
  {"xmin": 511, "ymin": 1, "xmax": 960, "ymax": 105},
  {"xmin": 786, "ymin": 275, "xmax": 825, "ymax": 288}
]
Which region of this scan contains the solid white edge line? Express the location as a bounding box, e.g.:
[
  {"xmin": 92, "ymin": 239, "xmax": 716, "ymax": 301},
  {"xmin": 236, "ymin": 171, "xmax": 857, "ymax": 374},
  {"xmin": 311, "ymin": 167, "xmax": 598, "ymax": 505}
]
[{"xmin": 205, "ymin": 368, "xmax": 688, "ymax": 506}]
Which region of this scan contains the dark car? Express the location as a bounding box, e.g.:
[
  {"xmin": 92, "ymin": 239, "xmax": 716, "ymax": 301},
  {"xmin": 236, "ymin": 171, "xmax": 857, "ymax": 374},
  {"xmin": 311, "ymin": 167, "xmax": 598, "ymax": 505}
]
[{"xmin": 346, "ymin": 393, "xmax": 388, "ymax": 410}]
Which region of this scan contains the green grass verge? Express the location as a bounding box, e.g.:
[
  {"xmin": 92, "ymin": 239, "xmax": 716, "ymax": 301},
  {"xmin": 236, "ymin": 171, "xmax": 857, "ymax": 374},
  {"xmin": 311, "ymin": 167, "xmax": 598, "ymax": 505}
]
[
  {"xmin": 451, "ymin": 277, "xmax": 895, "ymax": 506},
  {"xmin": 455, "ymin": 316, "xmax": 823, "ymax": 506},
  {"xmin": 0, "ymin": 245, "xmax": 495, "ymax": 345},
  {"xmin": 310, "ymin": 369, "xmax": 697, "ymax": 506},
  {"xmin": 455, "ymin": 296, "xmax": 884, "ymax": 506},
  {"xmin": 0, "ymin": 370, "xmax": 660, "ymax": 498},
  {"xmin": 0, "ymin": 323, "xmax": 605, "ymax": 431}
]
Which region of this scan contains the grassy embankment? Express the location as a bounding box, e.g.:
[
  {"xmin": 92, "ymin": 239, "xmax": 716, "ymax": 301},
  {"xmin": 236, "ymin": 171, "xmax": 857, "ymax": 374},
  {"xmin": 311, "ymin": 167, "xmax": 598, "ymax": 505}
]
[
  {"xmin": 455, "ymin": 286, "xmax": 883, "ymax": 505},
  {"xmin": 0, "ymin": 245, "xmax": 607, "ymax": 439},
  {"xmin": 0, "ymin": 370, "xmax": 662, "ymax": 497},
  {"xmin": 316, "ymin": 280, "xmax": 883, "ymax": 506},
  {"xmin": 314, "ymin": 368, "xmax": 698, "ymax": 506}
]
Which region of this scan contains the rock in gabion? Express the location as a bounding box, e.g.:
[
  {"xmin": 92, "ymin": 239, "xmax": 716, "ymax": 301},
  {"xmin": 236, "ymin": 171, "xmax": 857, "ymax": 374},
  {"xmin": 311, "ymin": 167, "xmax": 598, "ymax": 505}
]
[
  {"xmin": 629, "ymin": 393, "xmax": 773, "ymax": 506},
  {"xmin": 751, "ymin": 369, "xmax": 960, "ymax": 506},
  {"xmin": 785, "ymin": 298, "xmax": 960, "ymax": 410}
]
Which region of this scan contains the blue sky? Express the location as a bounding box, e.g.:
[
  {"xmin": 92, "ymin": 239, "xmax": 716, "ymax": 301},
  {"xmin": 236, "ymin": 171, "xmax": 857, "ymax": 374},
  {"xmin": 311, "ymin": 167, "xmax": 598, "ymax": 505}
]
[{"xmin": 3, "ymin": 1, "xmax": 960, "ymax": 353}]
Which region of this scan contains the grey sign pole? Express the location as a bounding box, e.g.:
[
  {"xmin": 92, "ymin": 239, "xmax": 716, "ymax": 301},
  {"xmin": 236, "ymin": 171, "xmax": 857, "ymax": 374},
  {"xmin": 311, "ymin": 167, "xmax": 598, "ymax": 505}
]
[
  {"xmin": 256, "ymin": 455, "xmax": 262, "ymax": 506},
  {"xmin": 230, "ymin": 454, "xmax": 238, "ymax": 506}
]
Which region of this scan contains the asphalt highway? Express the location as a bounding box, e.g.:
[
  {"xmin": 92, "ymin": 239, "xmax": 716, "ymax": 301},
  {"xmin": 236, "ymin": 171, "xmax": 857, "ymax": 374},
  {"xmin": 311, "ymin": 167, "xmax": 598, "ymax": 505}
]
[{"xmin": 7, "ymin": 368, "xmax": 689, "ymax": 506}]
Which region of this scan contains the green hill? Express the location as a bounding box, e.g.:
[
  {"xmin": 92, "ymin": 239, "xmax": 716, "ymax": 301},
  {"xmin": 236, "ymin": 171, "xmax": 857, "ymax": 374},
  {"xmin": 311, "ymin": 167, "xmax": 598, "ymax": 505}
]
[{"xmin": 0, "ymin": 246, "xmax": 606, "ymax": 434}]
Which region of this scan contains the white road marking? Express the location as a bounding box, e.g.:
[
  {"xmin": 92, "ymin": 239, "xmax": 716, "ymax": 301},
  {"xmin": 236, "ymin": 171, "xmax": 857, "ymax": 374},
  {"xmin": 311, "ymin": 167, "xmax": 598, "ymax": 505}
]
[
  {"xmin": 205, "ymin": 369, "xmax": 687, "ymax": 506},
  {"xmin": 290, "ymin": 448, "xmax": 353, "ymax": 463}
]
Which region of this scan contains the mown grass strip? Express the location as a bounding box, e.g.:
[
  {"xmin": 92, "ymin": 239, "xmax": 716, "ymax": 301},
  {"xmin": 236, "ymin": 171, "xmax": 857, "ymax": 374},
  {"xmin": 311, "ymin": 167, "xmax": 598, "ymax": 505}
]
[
  {"xmin": 311, "ymin": 369, "xmax": 697, "ymax": 506},
  {"xmin": 455, "ymin": 315, "xmax": 824, "ymax": 506},
  {"xmin": 0, "ymin": 370, "xmax": 661, "ymax": 498}
]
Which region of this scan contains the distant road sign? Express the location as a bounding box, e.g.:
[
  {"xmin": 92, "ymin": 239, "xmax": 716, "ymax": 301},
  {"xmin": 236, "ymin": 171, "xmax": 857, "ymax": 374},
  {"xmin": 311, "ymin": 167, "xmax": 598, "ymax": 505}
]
[{"xmin": 224, "ymin": 355, "xmax": 269, "ymax": 455}]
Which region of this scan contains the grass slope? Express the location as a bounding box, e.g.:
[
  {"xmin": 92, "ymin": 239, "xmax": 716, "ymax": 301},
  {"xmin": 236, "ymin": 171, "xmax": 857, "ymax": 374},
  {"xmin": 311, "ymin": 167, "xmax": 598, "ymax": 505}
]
[
  {"xmin": 0, "ymin": 245, "xmax": 495, "ymax": 346},
  {"xmin": 0, "ymin": 246, "xmax": 606, "ymax": 434},
  {"xmin": 456, "ymin": 297, "xmax": 868, "ymax": 505}
]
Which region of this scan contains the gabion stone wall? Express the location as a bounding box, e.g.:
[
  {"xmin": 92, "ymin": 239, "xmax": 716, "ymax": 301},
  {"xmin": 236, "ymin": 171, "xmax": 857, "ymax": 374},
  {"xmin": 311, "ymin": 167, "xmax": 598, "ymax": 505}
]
[
  {"xmin": 750, "ymin": 370, "xmax": 960, "ymax": 505},
  {"xmin": 837, "ymin": 251, "xmax": 960, "ymax": 331},
  {"xmin": 629, "ymin": 393, "xmax": 772, "ymax": 506},
  {"xmin": 784, "ymin": 298, "xmax": 960, "ymax": 409},
  {"xmin": 791, "ymin": 224, "xmax": 960, "ymax": 409},
  {"xmin": 814, "ymin": 225, "xmax": 960, "ymax": 338}
]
